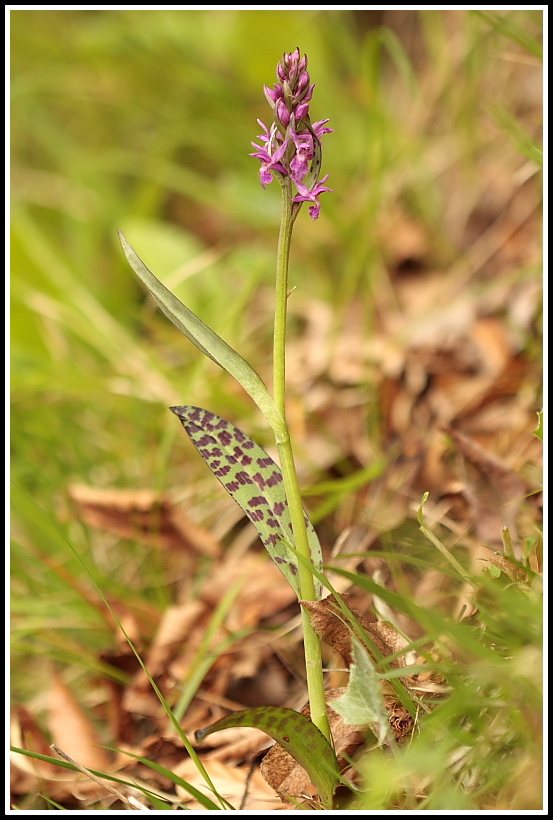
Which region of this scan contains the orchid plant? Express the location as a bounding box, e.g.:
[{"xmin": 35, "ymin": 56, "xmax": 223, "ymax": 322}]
[{"xmin": 120, "ymin": 49, "xmax": 340, "ymax": 806}]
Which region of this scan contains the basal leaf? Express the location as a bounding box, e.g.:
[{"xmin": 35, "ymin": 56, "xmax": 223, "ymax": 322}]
[
  {"xmin": 118, "ymin": 232, "xmax": 282, "ymax": 430},
  {"xmin": 195, "ymin": 706, "xmax": 339, "ymax": 809},
  {"xmin": 171, "ymin": 405, "xmax": 323, "ymax": 598}
]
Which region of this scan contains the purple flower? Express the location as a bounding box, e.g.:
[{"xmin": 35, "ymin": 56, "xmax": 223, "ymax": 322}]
[
  {"xmin": 292, "ymin": 174, "xmax": 333, "ymax": 220},
  {"xmin": 250, "ymin": 138, "xmax": 288, "ymax": 188},
  {"xmin": 311, "ymin": 119, "xmax": 333, "ymax": 139},
  {"xmin": 264, "ymin": 84, "xmax": 283, "ymax": 108},
  {"xmin": 251, "ymin": 49, "xmax": 333, "ymax": 217},
  {"xmin": 289, "ymin": 130, "xmax": 311, "ymax": 182},
  {"xmin": 250, "ymin": 120, "xmax": 289, "ymax": 187}
]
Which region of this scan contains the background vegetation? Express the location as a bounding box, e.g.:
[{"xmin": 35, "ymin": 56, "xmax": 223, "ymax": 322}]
[{"xmin": 10, "ymin": 9, "xmax": 542, "ymax": 811}]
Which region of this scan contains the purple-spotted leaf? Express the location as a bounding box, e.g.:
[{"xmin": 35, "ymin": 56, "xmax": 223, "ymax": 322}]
[
  {"xmin": 170, "ymin": 406, "xmax": 323, "ymax": 598},
  {"xmin": 195, "ymin": 706, "xmax": 339, "ymax": 809}
]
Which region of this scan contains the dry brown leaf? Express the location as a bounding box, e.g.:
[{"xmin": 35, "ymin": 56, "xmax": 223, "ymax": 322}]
[
  {"xmin": 97, "ymin": 646, "xmax": 143, "ymax": 744},
  {"xmin": 11, "ymin": 680, "xmax": 116, "ymax": 805},
  {"xmin": 68, "ymin": 484, "xmax": 221, "ymax": 556},
  {"xmin": 447, "ymin": 427, "xmax": 525, "ymax": 551},
  {"xmin": 49, "ymin": 672, "xmax": 112, "ymax": 772},
  {"xmin": 132, "ymin": 600, "xmax": 207, "ymax": 684},
  {"xmin": 200, "ymin": 552, "xmax": 297, "ymax": 630},
  {"xmin": 301, "ymin": 593, "xmax": 407, "ymax": 669},
  {"xmin": 385, "ymin": 697, "xmax": 417, "ymax": 742},
  {"xmin": 173, "ymin": 757, "xmax": 286, "ymax": 810},
  {"xmin": 10, "ymin": 706, "xmax": 72, "ymax": 789},
  {"xmin": 480, "ymin": 551, "xmax": 529, "ymax": 583},
  {"xmin": 119, "ymin": 599, "xmax": 211, "ymax": 723}
]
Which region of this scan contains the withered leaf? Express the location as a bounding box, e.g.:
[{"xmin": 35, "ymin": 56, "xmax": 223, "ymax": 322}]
[
  {"xmin": 129, "ymin": 600, "xmax": 207, "ymax": 690},
  {"xmin": 68, "ymin": 484, "xmax": 221, "ymax": 556},
  {"xmin": 447, "ymin": 428, "xmax": 525, "ymax": 551},
  {"xmin": 482, "ymin": 551, "xmax": 529, "ymax": 583},
  {"xmin": 301, "ymin": 593, "xmax": 407, "ymax": 669},
  {"xmin": 11, "ymin": 707, "xmax": 68, "ymax": 786},
  {"xmin": 49, "ymin": 672, "xmax": 112, "ymax": 772},
  {"xmin": 173, "ymin": 757, "xmax": 282, "ymax": 810}
]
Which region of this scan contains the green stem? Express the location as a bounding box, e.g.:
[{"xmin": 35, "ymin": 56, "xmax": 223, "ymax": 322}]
[
  {"xmin": 272, "ymin": 177, "xmax": 331, "ymax": 743},
  {"xmin": 273, "ymin": 177, "xmax": 295, "ymax": 417}
]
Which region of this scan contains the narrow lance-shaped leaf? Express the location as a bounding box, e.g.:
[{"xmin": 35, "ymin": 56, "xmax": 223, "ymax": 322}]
[
  {"xmin": 195, "ymin": 706, "xmax": 340, "ymax": 809},
  {"xmin": 118, "ymin": 232, "xmax": 283, "ymax": 433},
  {"xmin": 171, "ymin": 405, "xmax": 323, "ymax": 599}
]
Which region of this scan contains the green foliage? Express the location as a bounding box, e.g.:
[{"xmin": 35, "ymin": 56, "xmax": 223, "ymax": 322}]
[
  {"xmin": 331, "ymin": 637, "xmax": 391, "ymax": 744},
  {"xmin": 171, "ymin": 406, "xmax": 323, "ymax": 598},
  {"xmin": 195, "ymin": 706, "xmax": 340, "ymax": 809},
  {"xmin": 119, "ymin": 233, "xmax": 281, "ymax": 428},
  {"xmin": 344, "ymin": 533, "xmax": 543, "ymax": 810}
]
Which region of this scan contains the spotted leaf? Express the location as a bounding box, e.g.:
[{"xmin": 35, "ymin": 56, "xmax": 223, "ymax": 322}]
[
  {"xmin": 195, "ymin": 706, "xmax": 339, "ymax": 809},
  {"xmin": 170, "ymin": 405, "xmax": 323, "ymax": 598}
]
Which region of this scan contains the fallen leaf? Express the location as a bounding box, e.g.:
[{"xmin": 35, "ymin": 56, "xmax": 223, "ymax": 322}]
[
  {"xmin": 68, "ymin": 484, "xmax": 221, "ymax": 556},
  {"xmin": 131, "ymin": 600, "xmax": 207, "ymax": 684},
  {"xmin": 173, "ymin": 757, "xmax": 285, "ymax": 810},
  {"xmin": 301, "ymin": 593, "xmax": 407, "ymax": 669},
  {"xmin": 49, "ymin": 672, "xmax": 112, "ymax": 771},
  {"xmin": 11, "ymin": 707, "xmax": 70, "ymax": 788},
  {"xmin": 200, "ymin": 551, "xmax": 297, "ymax": 630},
  {"xmin": 447, "ymin": 427, "xmax": 525, "ymax": 551}
]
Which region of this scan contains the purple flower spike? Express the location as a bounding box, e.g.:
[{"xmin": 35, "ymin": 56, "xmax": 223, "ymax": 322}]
[{"xmin": 251, "ymin": 49, "xmax": 332, "ymax": 218}]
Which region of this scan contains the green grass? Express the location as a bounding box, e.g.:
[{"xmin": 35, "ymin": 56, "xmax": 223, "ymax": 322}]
[{"xmin": 10, "ymin": 8, "xmax": 542, "ymax": 811}]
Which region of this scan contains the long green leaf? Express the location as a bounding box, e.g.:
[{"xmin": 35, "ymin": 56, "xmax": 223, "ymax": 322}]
[
  {"xmin": 118, "ymin": 232, "xmax": 283, "ymax": 432},
  {"xmin": 171, "ymin": 405, "xmax": 323, "ymax": 598},
  {"xmin": 195, "ymin": 706, "xmax": 340, "ymax": 809}
]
